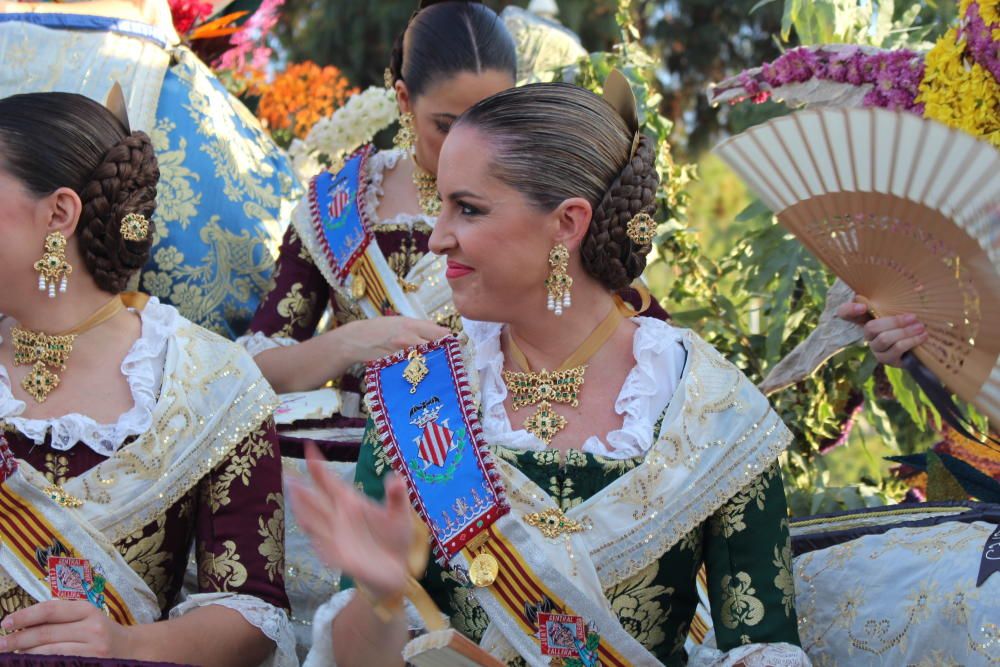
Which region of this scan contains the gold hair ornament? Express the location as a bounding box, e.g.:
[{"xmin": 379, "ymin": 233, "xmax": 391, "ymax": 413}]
[
  {"xmin": 626, "ymin": 212, "xmax": 657, "ymax": 246},
  {"xmin": 120, "ymin": 213, "xmax": 150, "ymax": 242}
]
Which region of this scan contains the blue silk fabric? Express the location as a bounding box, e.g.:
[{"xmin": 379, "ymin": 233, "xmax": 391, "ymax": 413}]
[{"xmin": 142, "ymin": 48, "xmax": 302, "ymax": 337}]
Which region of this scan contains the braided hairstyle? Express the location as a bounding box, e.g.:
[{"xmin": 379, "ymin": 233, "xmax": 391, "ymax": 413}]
[
  {"xmin": 455, "ymin": 83, "xmax": 660, "ymax": 291},
  {"xmin": 0, "ymin": 92, "xmax": 158, "ymax": 294},
  {"xmin": 386, "ymin": 1, "xmax": 516, "ymax": 99}
]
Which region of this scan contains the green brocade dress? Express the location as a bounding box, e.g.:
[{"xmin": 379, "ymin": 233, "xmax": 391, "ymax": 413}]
[{"xmin": 353, "ymin": 432, "xmax": 801, "ymax": 665}]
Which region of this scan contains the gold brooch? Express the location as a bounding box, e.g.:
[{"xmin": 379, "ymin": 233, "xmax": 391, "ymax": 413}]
[
  {"xmin": 45, "ymin": 484, "xmax": 83, "ymax": 509},
  {"xmin": 525, "ymin": 507, "xmax": 587, "ymax": 539},
  {"xmin": 120, "ymin": 213, "xmax": 150, "ymax": 242},
  {"xmin": 626, "ymin": 212, "xmax": 657, "ymax": 246},
  {"xmin": 522, "ymin": 401, "xmax": 568, "ymax": 445},
  {"xmin": 403, "ymin": 350, "xmax": 429, "ymax": 393}
]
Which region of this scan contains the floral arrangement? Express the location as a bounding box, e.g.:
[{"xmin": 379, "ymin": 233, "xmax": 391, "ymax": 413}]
[
  {"xmin": 918, "ymin": 0, "xmax": 999, "ymax": 146},
  {"xmin": 711, "ymin": 0, "xmax": 998, "ymax": 146},
  {"xmin": 167, "ymin": 0, "xmax": 285, "ymax": 96},
  {"xmin": 215, "ymin": 0, "xmax": 284, "ymax": 76},
  {"xmin": 287, "ymin": 86, "xmax": 400, "ymax": 181},
  {"xmin": 710, "ymin": 45, "xmax": 925, "ymax": 112},
  {"xmin": 256, "ymin": 62, "xmax": 359, "ymax": 148}
]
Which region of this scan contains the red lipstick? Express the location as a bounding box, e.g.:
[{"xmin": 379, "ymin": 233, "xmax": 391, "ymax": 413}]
[{"xmin": 445, "ymin": 260, "xmax": 474, "ymax": 279}]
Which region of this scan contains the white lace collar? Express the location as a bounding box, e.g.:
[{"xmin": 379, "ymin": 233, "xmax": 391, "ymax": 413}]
[
  {"xmin": 364, "ymin": 148, "xmax": 437, "ymax": 230},
  {"xmin": 0, "ymin": 297, "xmax": 181, "ymax": 456},
  {"xmin": 463, "ymin": 316, "xmax": 687, "ymax": 459}
]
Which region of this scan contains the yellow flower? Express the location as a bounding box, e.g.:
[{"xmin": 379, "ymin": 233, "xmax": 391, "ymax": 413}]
[{"xmin": 917, "ymin": 24, "xmax": 1000, "ymax": 147}]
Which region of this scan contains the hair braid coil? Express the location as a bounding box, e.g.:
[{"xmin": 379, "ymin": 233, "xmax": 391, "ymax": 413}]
[
  {"xmin": 76, "ymin": 131, "xmax": 159, "ymax": 294},
  {"xmin": 579, "ymin": 135, "xmax": 660, "ymax": 291}
]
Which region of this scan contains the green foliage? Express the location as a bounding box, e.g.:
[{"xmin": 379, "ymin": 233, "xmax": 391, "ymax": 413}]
[
  {"xmin": 554, "ymin": 2, "xmax": 694, "ymax": 223},
  {"xmin": 767, "ymin": 0, "xmax": 955, "ymax": 48}
]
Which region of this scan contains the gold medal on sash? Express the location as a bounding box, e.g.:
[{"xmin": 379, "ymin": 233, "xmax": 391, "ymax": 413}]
[
  {"xmin": 351, "ymin": 272, "xmax": 367, "ymax": 300},
  {"xmin": 469, "ymin": 552, "xmax": 499, "ymax": 587},
  {"xmin": 466, "ymin": 533, "xmax": 498, "ymax": 587}
]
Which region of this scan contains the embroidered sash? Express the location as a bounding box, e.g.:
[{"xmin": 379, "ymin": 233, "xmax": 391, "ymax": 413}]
[
  {"xmin": 293, "ymin": 146, "xmax": 422, "ymax": 319},
  {"xmin": 365, "ymin": 336, "xmax": 508, "ymax": 563},
  {"xmin": 0, "ymin": 441, "xmax": 158, "ymax": 625},
  {"xmin": 366, "ymin": 337, "xmax": 692, "ymax": 665},
  {"xmin": 0, "ymin": 322, "xmax": 278, "ymax": 620}
]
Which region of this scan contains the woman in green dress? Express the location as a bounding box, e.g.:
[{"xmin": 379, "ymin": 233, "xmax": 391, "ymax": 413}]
[{"xmin": 291, "ymin": 81, "xmax": 810, "ymax": 667}]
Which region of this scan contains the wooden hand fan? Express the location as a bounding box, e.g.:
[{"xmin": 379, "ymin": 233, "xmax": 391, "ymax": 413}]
[{"xmin": 714, "ymin": 107, "xmax": 1000, "ymax": 432}]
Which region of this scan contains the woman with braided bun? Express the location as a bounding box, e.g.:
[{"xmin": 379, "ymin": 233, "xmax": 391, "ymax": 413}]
[
  {"xmin": 0, "ymin": 92, "xmax": 296, "ymax": 666},
  {"xmin": 293, "ymin": 82, "xmax": 808, "ymax": 667},
  {"xmin": 241, "ymin": 1, "xmax": 514, "ymax": 401}
]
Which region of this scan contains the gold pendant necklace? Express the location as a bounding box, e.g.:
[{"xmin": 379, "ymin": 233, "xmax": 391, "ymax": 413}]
[
  {"xmin": 501, "ymin": 304, "xmax": 624, "ymax": 444},
  {"xmin": 11, "ymin": 296, "xmax": 126, "ymax": 403},
  {"xmin": 412, "ymin": 160, "xmax": 441, "ymax": 217}
]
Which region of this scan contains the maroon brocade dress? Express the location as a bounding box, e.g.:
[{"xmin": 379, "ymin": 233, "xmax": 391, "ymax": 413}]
[
  {"xmin": 242, "ymin": 148, "xmax": 444, "ymax": 460},
  {"xmin": 0, "ymin": 300, "xmax": 292, "ymax": 666}
]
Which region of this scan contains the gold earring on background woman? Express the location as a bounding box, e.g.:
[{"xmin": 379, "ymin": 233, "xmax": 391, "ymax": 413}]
[
  {"xmin": 394, "ymin": 111, "xmax": 416, "ymax": 152},
  {"xmin": 412, "ymin": 165, "xmax": 440, "ymax": 217},
  {"xmin": 33, "ymin": 231, "xmax": 73, "ymax": 299},
  {"xmin": 544, "ymin": 242, "xmax": 572, "ymax": 315},
  {"xmin": 393, "ymin": 110, "xmax": 440, "ymax": 217}
]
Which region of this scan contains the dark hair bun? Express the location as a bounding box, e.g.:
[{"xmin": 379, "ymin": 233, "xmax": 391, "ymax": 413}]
[
  {"xmin": 580, "ymin": 134, "xmax": 659, "ymax": 291},
  {"xmin": 77, "ymin": 131, "xmax": 159, "ymax": 294},
  {"xmin": 387, "ymin": 1, "xmax": 515, "ymax": 97}
]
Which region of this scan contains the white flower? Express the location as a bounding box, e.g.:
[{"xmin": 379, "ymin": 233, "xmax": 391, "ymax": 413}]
[{"xmin": 291, "ymin": 86, "xmax": 400, "ymax": 179}]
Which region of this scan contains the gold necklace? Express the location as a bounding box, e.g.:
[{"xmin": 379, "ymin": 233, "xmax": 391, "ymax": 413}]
[
  {"xmin": 11, "ymin": 296, "xmax": 126, "ymax": 403},
  {"xmin": 502, "ymin": 305, "xmax": 624, "ymax": 444},
  {"xmin": 412, "ymin": 159, "xmax": 441, "ymax": 217}
]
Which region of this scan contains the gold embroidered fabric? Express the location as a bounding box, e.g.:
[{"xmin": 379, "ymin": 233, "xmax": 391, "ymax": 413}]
[{"xmin": 794, "ymin": 519, "xmax": 999, "ymax": 665}]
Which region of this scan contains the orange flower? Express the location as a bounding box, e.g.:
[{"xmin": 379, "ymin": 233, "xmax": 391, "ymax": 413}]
[{"xmin": 257, "ymin": 61, "xmax": 359, "ymax": 140}]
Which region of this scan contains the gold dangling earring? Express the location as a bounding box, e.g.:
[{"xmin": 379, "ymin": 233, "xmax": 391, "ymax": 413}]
[
  {"xmin": 545, "ymin": 243, "xmax": 572, "ymax": 316},
  {"xmin": 394, "ymin": 111, "xmax": 416, "ymax": 153},
  {"xmin": 34, "ymin": 231, "xmax": 73, "ymax": 299}
]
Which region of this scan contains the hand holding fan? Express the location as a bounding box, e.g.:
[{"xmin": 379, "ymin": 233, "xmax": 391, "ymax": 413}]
[{"xmin": 714, "ymin": 107, "xmax": 1000, "ymax": 434}]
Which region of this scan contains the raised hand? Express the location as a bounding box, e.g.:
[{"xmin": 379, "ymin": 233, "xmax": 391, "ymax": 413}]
[{"xmin": 288, "ymin": 442, "xmax": 415, "ymax": 601}]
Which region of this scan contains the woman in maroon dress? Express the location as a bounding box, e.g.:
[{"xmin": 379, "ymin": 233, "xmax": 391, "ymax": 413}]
[
  {"xmin": 0, "ymin": 92, "xmax": 293, "ymax": 666},
  {"xmin": 240, "ymin": 1, "xmax": 519, "ymax": 439}
]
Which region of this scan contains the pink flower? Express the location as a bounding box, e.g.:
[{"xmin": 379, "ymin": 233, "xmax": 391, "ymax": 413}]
[
  {"xmin": 215, "ymin": 0, "xmax": 285, "ymax": 74},
  {"xmin": 725, "ymin": 45, "xmax": 924, "ymax": 112},
  {"xmin": 962, "ymin": 2, "xmax": 1000, "ymax": 83}
]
